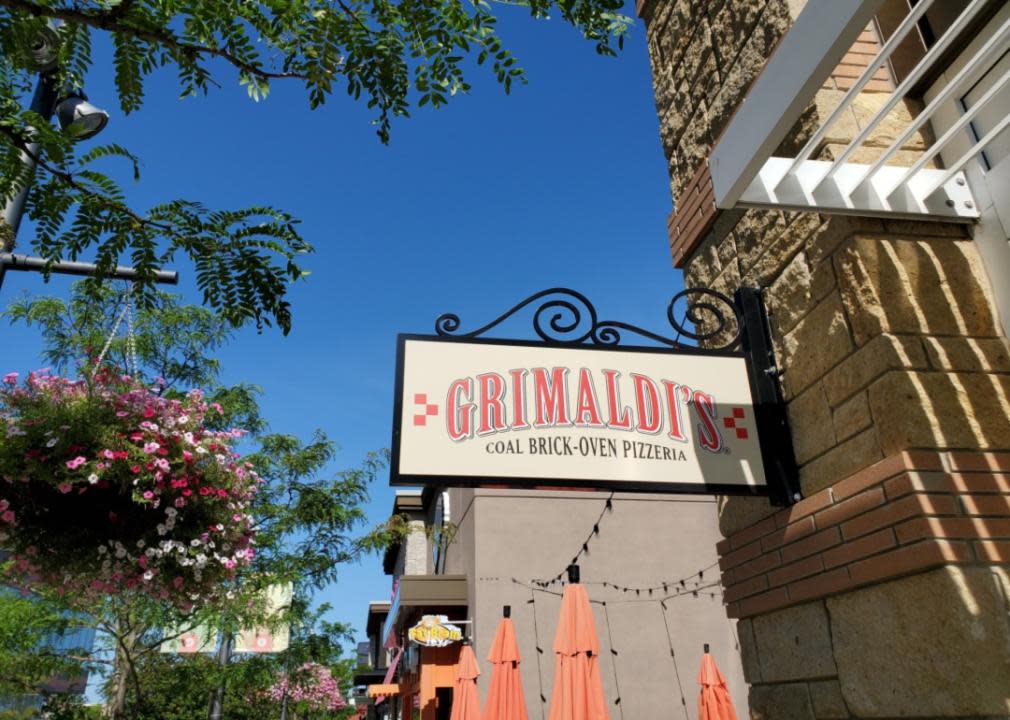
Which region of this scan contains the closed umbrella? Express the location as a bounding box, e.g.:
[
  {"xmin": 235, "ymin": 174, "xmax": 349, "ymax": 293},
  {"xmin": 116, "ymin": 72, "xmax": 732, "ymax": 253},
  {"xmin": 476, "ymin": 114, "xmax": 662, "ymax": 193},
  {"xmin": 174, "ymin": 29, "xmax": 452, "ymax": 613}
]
[
  {"xmin": 698, "ymin": 645, "xmax": 738, "ymax": 720},
  {"xmin": 451, "ymin": 641, "xmax": 482, "ymax": 720},
  {"xmin": 484, "ymin": 605, "xmax": 528, "ymax": 720},
  {"xmin": 547, "ymin": 565, "xmax": 610, "ymax": 720}
]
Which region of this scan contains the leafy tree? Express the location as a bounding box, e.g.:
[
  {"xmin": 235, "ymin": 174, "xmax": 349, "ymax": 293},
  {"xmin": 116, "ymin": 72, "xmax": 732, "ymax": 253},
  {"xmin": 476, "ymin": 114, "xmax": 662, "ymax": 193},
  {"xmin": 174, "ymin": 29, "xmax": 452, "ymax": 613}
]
[
  {"xmin": 0, "ymin": 592, "xmax": 92, "ymax": 719},
  {"xmin": 0, "ymin": 0, "xmax": 631, "ymax": 332},
  {"xmin": 1, "ymin": 283, "xmax": 401, "ymax": 717}
]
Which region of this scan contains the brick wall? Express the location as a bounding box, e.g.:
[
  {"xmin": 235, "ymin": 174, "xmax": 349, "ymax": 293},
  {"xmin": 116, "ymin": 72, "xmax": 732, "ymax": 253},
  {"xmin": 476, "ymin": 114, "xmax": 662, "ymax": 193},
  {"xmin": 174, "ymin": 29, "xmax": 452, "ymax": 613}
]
[{"xmin": 720, "ymin": 449, "xmax": 1010, "ymax": 618}]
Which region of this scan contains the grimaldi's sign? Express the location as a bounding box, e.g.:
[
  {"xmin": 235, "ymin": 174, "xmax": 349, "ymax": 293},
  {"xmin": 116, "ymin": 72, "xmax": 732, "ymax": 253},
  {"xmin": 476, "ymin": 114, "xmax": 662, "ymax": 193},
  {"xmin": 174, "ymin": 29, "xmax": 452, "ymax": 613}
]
[{"xmin": 391, "ymin": 336, "xmax": 770, "ymax": 495}]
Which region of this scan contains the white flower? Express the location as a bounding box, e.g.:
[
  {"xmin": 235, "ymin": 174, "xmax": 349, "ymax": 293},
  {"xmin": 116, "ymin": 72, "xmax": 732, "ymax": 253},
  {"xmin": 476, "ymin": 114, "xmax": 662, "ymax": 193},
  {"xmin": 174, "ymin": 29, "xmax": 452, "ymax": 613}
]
[
  {"xmin": 142, "ymin": 571, "xmax": 154, "ymax": 581},
  {"xmin": 87, "ymin": 474, "xmax": 99, "ymax": 485},
  {"xmin": 165, "ymin": 507, "xmax": 177, "ymax": 517},
  {"xmin": 190, "ymin": 539, "xmax": 201, "ymax": 547},
  {"xmin": 195, "ymin": 446, "xmax": 208, "ymax": 455},
  {"xmin": 97, "ymin": 546, "xmax": 107, "ymax": 555},
  {"xmin": 115, "ymin": 546, "xmax": 126, "ymax": 558},
  {"xmin": 136, "ymin": 539, "xmax": 146, "ymax": 548},
  {"xmin": 156, "ymin": 524, "xmax": 167, "ymax": 536},
  {"xmin": 45, "ymin": 437, "xmax": 59, "ymax": 448}
]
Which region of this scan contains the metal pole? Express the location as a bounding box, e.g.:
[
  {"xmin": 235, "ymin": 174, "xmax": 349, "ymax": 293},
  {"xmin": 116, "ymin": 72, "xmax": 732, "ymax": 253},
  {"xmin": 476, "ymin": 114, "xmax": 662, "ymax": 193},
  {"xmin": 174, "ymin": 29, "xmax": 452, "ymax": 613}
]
[
  {"xmin": 0, "ymin": 253, "xmax": 178, "ymax": 285},
  {"xmin": 208, "ymin": 631, "xmax": 232, "ymax": 720},
  {"xmin": 0, "ymin": 71, "xmax": 58, "ymax": 292},
  {"xmin": 0, "ymin": 71, "xmax": 179, "ymax": 295}
]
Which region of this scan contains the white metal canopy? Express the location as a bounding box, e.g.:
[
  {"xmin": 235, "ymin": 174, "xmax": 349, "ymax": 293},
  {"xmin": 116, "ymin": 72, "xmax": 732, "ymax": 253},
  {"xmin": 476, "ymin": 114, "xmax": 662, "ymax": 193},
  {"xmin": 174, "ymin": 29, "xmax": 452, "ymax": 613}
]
[{"xmin": 707, "ymin": 0, "xmax": 1010, "ymax": 221}]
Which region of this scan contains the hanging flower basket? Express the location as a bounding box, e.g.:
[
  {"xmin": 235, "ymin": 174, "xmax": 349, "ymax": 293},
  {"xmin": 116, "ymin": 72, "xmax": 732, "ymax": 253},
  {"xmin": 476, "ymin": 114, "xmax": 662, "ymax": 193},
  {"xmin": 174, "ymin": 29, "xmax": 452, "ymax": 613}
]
[{"xmin": 0, "ymin": 369, "xmax": 259, "ymax": 605}]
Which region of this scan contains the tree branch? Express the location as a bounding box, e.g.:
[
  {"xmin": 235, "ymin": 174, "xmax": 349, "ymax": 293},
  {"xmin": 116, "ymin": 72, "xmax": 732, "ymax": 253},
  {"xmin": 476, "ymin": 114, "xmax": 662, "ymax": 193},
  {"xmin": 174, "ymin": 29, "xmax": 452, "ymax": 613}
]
[
  {"xmin": 0, "ymin": 0, "xmax": 311, "ymax": 82},
  {"xmin": 0, "ymin": 123, "xmax": 175, "ymax": 235}
]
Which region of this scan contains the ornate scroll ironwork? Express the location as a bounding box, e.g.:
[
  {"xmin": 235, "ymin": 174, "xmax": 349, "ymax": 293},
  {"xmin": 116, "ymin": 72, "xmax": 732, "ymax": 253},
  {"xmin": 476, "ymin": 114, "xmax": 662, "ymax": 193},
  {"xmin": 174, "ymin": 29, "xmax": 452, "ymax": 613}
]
[{"xmin": 434, "ymin": 287, "xmax": 742, "ymax": 351}]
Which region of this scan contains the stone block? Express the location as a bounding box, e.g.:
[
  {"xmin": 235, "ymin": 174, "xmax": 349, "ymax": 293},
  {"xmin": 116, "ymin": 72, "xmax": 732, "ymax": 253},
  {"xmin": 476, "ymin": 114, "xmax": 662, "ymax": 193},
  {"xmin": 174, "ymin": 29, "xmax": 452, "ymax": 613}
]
[
  {"xmin": 779, "ymin": 293, "xmax": 854, "ymax": 399},
  {"xmin": 745, "ymin": 212, "xmax": 823, "ymax": 288},
  {"xmin": 709, "ymin": 0, "xmax": 768, "ymax": 73},
  {"xmin": 834, "ymin": 235, "xmax": 1001, "ymax": 346},
  {"xmin": 848, "ymin": 93, "xmax": 930, "ymax": 151},
  {"xmin": 832, "ymin": 391, "xmax": 871, "ymax": 442},
  {"xmin": 829, "ymin": 566, "xmax": 1010, "ymax": 717},
  {"xmin": 767, "ymin": 252, "xmax": 816, "ymax": 335},
  {"xmin": 788, "ymin": 383, "xmax": 836, "ymax": 465},
  {"xmin": 671, "ymin": 101, "xmax": 714, "ymax": 201},
  {"xmin": 682, "ymin": 230, "xmax": 722, "ymax": 286},
  {"xmin": 752, "ymin": 601, "xmax": 838, "ymax": 682},
  {"xmin": 808, "ymin": 679, "xmax": 848, "ymax": 719},
  {"xmin": 709, "ymin": 0, "xmax": 790, "ymax": 139},
  {"xmin": 736, "ymin": 617, "xmax": 763, "ymax": 683},
  {"xmin": 867, "ymin": 370, "xmax": 1010, "ymax": 456},
  {"xmin": 733, "ymin": 210, "xmax": 790, "ymax": 272},
  {"xmin": 821, "ymin": 333, "xmax": 928, "ymax": 407},
  {"xmin": 799, "ymin": 427, "xmax": 882, "ymax": 496},
  {"xmin": 749, "ymin": 683, "xmax": 816, "ymax": 720},
  {"xmin": 923, "ymin": 336, "xmax": 1010, "ymax": 373},
  {"xmin": 719, "ymin": 496, "xmax": 777, "ymax": 538},
  {"xmin": 807, "ymin": 216, "xmax": 884, "ymax": 267},
  {"xmin": 880, "ymin": 219, "xmax": 969, "ymax": 239},
  {"xmin": 715, "ymin": 226, "xmax": 738, "ymax": 270}
]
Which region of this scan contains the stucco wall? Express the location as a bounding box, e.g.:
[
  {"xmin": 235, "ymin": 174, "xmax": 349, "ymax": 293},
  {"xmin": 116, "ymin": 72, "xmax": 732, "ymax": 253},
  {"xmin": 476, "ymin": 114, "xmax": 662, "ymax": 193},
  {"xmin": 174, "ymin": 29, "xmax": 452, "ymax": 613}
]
[{"xmin": 448, "ymin": 489, "xmax": 749, "ymax": 718}]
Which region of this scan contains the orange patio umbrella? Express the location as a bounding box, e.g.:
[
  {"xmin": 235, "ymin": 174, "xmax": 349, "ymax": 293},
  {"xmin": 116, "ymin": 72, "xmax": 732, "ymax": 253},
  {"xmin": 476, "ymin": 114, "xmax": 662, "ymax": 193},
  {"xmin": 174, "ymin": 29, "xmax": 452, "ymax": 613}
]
[
  {"xmin": 484, "ymin": 605, "xmax": 528, "ymax": 720},
  {"xmin": 547, "ymin": 565, "xmax": 610, "ymax": 720},
  {"xmin": 698, "ymin": 644, "xmax": 738, "ymax": 720},
  {"xmin": 451, "ymin": 641, "xmax": 482, "ymax": 720}
]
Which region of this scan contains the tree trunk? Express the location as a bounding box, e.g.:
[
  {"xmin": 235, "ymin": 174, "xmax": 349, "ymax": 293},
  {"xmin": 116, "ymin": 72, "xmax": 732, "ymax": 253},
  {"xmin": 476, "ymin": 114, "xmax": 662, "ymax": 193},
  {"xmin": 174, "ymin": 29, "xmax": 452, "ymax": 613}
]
[{"xmin": 106, "ymin": 621, "xmax": 141, "ymax": 719}]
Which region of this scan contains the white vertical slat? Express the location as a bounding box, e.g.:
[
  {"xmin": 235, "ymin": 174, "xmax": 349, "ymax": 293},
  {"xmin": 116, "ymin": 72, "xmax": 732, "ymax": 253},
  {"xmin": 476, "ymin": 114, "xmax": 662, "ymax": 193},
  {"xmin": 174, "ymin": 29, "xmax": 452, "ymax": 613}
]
[
  {"xmin": 781, "ymin": 0, "xmax": 936, "ymax": 179},
  {"xmin": 708, "ymin": 0, "xmax": 885, "ymax": 209},
  {"xmin": 813, "ymin": 0, "xmax": 993, "ymax": 190}
]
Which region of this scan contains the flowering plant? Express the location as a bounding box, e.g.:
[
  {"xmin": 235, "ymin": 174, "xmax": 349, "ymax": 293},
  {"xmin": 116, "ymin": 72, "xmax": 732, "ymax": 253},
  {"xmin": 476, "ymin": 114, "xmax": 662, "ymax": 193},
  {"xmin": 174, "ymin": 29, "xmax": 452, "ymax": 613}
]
[
  {"xmin": 267, "ymin": 662, "xmax": 348, "ymax": 713},
  {"xmin": 0, "ymin": 368, "xmax": 259, "ymax": 605}
]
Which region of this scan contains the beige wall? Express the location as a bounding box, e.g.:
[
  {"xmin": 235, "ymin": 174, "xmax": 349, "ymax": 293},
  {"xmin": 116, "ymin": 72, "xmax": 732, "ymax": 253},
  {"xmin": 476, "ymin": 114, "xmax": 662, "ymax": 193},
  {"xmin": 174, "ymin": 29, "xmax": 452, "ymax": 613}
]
[{"xmin": 446, "ymin": 488, "xmax": 749, "ymax": 718}]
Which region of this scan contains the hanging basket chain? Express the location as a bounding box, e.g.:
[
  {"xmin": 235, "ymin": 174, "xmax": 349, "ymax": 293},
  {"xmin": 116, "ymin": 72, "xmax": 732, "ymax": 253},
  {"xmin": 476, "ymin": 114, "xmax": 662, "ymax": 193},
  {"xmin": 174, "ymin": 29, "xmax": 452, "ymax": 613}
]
[{"xmin": 93, "ymin": 287, "xmax": 139, "ymax": 377}]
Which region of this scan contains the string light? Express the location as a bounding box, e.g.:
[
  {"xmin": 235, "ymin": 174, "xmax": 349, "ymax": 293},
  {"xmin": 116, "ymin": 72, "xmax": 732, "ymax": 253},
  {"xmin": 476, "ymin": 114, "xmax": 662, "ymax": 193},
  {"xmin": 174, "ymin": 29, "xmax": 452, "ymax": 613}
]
[
  {"xmin": 601, "ymin": 603, "xmax": 625, "ymax": 719},
  {"xmin": 533, "ymin": 491, "xmax": 615, "ymax": 585},
  {"xmin": 529, "ymin": 561, "xmax": 720, "ymax": 597},
  {"xmin": 528, "ymin": 587, "xmax": 547, "ymax": 719},
  {"xmin": 659, "ymin": 601, "xmax": 691, "ymax": 720},
  {"xmin": 509, "ymin": 578, "xmax": 722, "ymax": 605}
]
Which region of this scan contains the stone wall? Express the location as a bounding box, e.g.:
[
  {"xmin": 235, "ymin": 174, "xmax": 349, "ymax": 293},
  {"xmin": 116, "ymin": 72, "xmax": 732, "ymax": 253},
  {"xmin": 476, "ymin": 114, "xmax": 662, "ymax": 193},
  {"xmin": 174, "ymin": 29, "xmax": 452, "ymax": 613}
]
[{"xmin": 639, "ymin": 0, "xmax": 1010, "ymax": 717}]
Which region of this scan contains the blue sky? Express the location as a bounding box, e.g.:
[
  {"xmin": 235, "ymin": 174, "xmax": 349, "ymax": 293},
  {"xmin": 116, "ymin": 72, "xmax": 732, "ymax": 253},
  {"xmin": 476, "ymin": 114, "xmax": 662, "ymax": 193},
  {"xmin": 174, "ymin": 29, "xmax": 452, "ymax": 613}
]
[{"xmin": 2, "ymin": 1, "xmax": 682, "ymax": 650}]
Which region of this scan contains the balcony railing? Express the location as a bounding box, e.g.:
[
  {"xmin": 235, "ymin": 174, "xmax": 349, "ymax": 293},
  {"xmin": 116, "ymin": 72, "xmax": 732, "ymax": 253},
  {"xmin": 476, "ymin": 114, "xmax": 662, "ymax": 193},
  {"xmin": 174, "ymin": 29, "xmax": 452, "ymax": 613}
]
[{"xmin": 707, "ymin": 0, "xmax": 1008, "ymax": 221}]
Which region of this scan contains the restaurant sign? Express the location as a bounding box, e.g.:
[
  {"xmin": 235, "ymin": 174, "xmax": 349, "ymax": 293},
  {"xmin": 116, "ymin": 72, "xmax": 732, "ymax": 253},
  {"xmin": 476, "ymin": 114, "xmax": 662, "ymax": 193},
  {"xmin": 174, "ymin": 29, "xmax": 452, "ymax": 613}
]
[
  {"xmin": 408, "ymin": 615, "xmax": 463, "ymax": 647},
  {"xmin": 393, "ymin": 335, "xmax": 767, "ymax": 494},
  {"xmin": 391, "ymin": 289, "xmax": 800, "ymax": 502}
]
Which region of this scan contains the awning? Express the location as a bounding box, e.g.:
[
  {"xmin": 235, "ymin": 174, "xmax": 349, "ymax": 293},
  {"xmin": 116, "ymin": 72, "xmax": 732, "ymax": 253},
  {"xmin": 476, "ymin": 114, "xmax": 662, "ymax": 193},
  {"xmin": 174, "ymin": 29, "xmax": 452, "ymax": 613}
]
[{"xmin": 367, "ymin": 684, "xmax": 401, "ymax": 698}]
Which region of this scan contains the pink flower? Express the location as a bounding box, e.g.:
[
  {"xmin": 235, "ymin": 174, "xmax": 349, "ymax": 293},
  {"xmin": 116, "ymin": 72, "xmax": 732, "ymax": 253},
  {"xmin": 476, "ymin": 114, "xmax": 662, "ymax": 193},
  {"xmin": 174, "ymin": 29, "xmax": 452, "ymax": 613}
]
[
  {"xmin": 143, "ymin": 442, "xmax": 160, "ymax": 454},
  {"xmin": 65, "ymin": 456, "xmax": 87, "ymax": 470},
  {"xmin": 174, "ymin": 497, "xmax": 186, "ymax": 508},
  {"xmin": 142, "ymin": 491, "xmax": 154, "ymax": 500},
  {"xmin": 57, "ymin": 483, "xmax": 72, "ymax": 494},
  {"xmin": 102, "ymin": 449, "xmax": 115, "ymax": 460},
  {"xmin": 1, "ymin": 510, "xmax": 14, "ymax": 523},
  {"xmin": 2, "ymin": 372, "xmax": 18, "ymax": 385}
]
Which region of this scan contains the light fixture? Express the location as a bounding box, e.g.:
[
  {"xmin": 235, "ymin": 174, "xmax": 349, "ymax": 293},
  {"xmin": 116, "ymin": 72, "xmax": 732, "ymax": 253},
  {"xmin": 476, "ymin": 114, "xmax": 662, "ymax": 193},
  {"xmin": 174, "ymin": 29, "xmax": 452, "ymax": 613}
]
[{"xmin": 55, "ymin": 92, "xmax": 109, "ymax": 141}]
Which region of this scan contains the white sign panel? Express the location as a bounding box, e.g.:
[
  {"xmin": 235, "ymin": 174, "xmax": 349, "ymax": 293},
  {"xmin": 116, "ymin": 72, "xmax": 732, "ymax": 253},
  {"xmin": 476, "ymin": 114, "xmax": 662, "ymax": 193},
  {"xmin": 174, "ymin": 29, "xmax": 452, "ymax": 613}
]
[{"xmin": 392, "ymin": 337, "xmax": 768, "ymax": 493}]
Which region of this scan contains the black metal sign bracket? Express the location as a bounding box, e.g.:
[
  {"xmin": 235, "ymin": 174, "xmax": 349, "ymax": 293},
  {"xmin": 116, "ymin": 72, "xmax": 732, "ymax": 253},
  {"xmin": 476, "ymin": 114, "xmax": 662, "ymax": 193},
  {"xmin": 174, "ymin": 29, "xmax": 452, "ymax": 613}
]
[{"xmin": 735, "ymin": 287, "xmax": 802, "ymax": 506}]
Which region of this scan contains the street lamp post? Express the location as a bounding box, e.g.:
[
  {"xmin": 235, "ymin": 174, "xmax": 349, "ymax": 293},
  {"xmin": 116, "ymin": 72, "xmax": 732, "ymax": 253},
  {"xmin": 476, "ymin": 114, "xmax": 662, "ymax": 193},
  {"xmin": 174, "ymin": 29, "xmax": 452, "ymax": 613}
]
[{"xmin": 0, "ymin": 62, "xmax": 177, "ymax": 293}]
